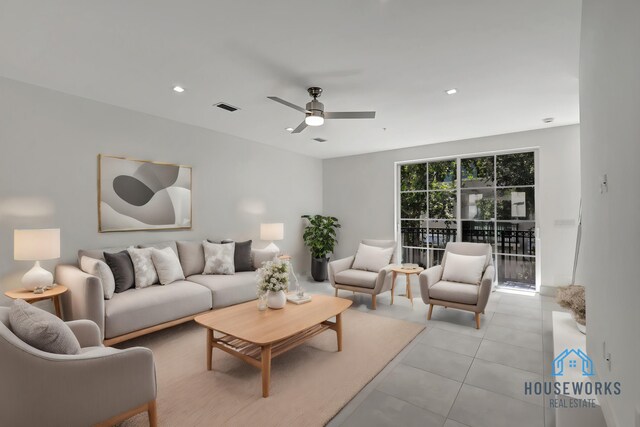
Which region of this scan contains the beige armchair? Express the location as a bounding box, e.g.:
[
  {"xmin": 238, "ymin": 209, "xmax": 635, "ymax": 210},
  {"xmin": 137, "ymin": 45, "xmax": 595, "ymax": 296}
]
[
  {"xmin": 329, "ymin": 239, "xmax": 396, "ymax": 309},
  {"xmin": 419, "ymin": 242, "xmax": 494, "ymax": 329},
  {"xmin": 0, "ymin": 307, "xmax": 157, "ymax": 427}
]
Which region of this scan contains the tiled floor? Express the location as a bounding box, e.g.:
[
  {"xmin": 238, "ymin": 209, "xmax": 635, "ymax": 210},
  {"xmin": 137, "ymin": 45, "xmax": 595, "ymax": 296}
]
[{"xmin": 299, "ymin": 277, "xmax": 565, "ymax": 427}]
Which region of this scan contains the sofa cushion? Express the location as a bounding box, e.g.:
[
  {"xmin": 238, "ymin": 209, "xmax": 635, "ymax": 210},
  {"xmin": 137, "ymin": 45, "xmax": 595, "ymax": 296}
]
[
  {"xmin": 335, "ymin": 269, "xmax": 378, "ymax": 289},
  {"xmin": 151, "ymin": 247, "xmax": 185, "ymax": 285},
  {"xmin": 429, "ymin": 281, "xmax": 479, "ymax": 305},
  {"xmin": 104, "ymin": 250, "xmax": 136, "ymax": 293},
  {"xmin": 203, "ymin": 241, "xmax": 235, "ymax": 275},
  {"xmin": 80, "ymin": 256, "xmax": 116, "ymax": 299},
  {"xmin": 104, "ymin": 281, "xmax": 212, "ymax": 339},
  {"xmin": 221, "ymin": 240, "xmax": 254, "ymax": 272},
  {"xmin": 441, "ymin": 252, "xmax": 486, "ymax": 285},
  {"xmin": 352, "ymin": 243, "xmax": 394, "ymax": 272},
  {"xmin": 177, "ymin": 241, "xmax": 205, "ymax": 276},
  {"xmin": 252, "ymin": 247, "xmax": 278, "ymax": 269},
  {"xmin": 127, "ymin": 247, "xmax": 159, "ymax": 289},
  {"xmin": 139, "ymin": 241, "xmax": 178, "ymax": 257},
  {"xmin": 9, "ymin": 299, "xmax": 81, "ymax": 355},
  {"xmin": 187, "ymin": 272, "xmax": 257, "ymax": 308}
]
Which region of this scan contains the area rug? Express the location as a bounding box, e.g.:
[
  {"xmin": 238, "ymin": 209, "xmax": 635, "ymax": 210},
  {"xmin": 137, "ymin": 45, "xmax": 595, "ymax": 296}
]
[{"xmin": 116, "ymin": 309, "xmax": 423, "ymax": 427}]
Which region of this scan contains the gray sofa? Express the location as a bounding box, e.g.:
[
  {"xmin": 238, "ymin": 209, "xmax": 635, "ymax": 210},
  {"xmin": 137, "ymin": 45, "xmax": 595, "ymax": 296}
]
[{"xmin": 56, "ymin": 240, "xmax": 261, "ymax": 345}]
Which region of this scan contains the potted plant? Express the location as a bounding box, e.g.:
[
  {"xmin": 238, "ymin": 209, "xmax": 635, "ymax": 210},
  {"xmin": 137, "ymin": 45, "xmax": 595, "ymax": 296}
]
[
  {"xmin": 301, "ymin": 215, "xmax": 341, "ymax": 282},
  {"xmin": 556, "ymin": 284, "xmax": 586, "ymax": 334},
  {"xmin": 256, "ymin": 258, "xmax": 290, "ymax": 309}
]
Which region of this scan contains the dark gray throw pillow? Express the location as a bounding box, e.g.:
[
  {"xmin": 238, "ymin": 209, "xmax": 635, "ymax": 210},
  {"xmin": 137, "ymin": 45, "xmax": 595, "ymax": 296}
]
[
  {"xmin": 104, "ymin": 250, "xmax": 135, "ymax": 293},
  {"xmin": 220, "ymin": 239, "xmax": 254, "ymax": 272}
]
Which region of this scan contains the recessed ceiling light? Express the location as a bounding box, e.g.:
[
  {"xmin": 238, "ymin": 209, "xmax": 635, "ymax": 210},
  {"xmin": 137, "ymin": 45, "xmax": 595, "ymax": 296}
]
[
  {"xmin": 285, "ymin": 127, "xmax": 294, "ymax": 132},
  {"xmin": 172, "ymin": 86, "xmax": 185, "ymax": 93},
  {"xmin": 445, "ymin": 88, "xmax": 457, "ymax": 95},
  {"xmin": 312, "ymin": 138, "xmax": 328, "ymax": 143},
  {"xmin": 542, "ymin": 117, "xmax": 554, "ymax": 123}
]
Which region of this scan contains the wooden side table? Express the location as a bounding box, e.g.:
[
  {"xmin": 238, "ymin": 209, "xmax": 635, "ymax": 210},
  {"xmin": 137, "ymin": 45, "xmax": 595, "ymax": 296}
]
[
  {"xmin": 4, "ymin": 285, "xmax": 68, "ymax": 318},
  {"xmin": 390, "ymin": 266, "xmax": 424, "ymax": 308}
]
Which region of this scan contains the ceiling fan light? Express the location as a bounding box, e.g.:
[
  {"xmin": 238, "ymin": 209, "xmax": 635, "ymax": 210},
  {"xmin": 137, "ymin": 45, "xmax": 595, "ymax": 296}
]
[{"xmin": 305, "ymin": 115, "xmax": 324, "ymax": 126}]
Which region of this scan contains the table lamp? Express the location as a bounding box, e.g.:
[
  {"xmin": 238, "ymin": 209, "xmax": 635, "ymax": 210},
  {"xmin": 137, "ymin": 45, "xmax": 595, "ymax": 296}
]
[
  {"xmin": 14, "ymin": 228, "xmax": 60, "ymax": 291},
  {"xmin": 260, "ymin": 223, "xmax": 284, "ymax": 252}
]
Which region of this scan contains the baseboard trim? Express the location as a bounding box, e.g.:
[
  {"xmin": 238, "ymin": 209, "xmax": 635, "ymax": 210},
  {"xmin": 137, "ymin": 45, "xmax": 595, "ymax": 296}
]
[{"xmin": 539, "ymin": 285, "xmax": 558, "ymax": 297}]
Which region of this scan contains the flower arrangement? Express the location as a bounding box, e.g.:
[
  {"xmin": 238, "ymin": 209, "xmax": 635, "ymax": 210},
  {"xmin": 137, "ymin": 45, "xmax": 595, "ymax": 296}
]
[
  {"xmin": 256, "ymin": 258, "xmax": 290, "ymax": 294},
  {"xmin": 556, "ymin": 284, "xmax": 586, "ymax": 326}
]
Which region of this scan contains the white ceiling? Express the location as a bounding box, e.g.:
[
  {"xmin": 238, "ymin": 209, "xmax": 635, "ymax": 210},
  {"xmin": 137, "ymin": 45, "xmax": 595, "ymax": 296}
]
[{"xmin": 0, "ymin": 0, "xmax": 581, "ymax": 159}]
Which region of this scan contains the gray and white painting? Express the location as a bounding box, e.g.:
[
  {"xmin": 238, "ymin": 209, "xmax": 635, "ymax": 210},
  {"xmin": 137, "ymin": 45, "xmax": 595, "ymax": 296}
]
[{"xmin": 99, "ymin": 155, "xmax": 192, "ymax": 232}]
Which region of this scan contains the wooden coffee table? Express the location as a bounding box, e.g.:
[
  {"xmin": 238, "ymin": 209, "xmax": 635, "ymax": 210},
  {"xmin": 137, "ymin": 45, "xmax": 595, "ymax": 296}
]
[{"xmin": 195, "ymin": 294, "xmax": 352, "ymax": 397}]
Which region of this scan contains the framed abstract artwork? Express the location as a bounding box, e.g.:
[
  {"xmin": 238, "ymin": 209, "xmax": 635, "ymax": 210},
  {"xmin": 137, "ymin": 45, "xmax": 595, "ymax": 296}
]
[{"xmin": 98, "ymin": 155, "xmax": 192, "ymax": 232}]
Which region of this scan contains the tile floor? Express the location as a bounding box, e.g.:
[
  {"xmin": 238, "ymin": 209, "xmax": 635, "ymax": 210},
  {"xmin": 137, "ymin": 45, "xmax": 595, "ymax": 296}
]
[{"xmin": 298, "ymin": 277, "xmax": 566, "ymax": 427}]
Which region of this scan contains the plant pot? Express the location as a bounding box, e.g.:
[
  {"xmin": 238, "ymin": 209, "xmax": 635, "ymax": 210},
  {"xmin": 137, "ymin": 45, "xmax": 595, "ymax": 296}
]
[
  {"xmin": 311, "ymin": 257, "xmax": 328, "ymax": 282},
  {"xmin": 267, "ymin": 290, "xmax": 287, "ymax": 309}
]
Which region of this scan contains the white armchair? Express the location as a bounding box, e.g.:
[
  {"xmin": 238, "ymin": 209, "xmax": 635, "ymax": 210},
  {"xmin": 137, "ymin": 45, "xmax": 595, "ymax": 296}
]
[
  {"xmin": 0, "ymin": 307, "xmax": 157, "ymax": 427},
  {"xmin": 328, "ymin": 239, "xmax": 396, "ymax": 309}
]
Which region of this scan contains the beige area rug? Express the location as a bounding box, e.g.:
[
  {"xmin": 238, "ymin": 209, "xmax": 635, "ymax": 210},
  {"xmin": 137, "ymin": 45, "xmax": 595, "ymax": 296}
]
[{"xmin": 117, "ymin": 309, "xmax": 424, "ymax": 427}]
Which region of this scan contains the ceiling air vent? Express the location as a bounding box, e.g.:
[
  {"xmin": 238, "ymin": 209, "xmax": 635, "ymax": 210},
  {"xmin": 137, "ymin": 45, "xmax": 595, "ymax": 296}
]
[
  {"xmin": 312, "ymin": 138, "xmax": 328, "ymax": 143},
  {"xmin": 214, "ymin": 102, "xmax": 240, "ymax": 112}
]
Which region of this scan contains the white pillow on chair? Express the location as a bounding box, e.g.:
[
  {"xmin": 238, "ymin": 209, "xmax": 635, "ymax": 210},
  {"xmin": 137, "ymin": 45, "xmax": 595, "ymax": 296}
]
[
  {"xmin": 352, "ymin": 243, "xmax": 394, "ymax": 272},
  {"xmin": 442, "ymin": 252, "xmax": 487, "ymax": 285}
]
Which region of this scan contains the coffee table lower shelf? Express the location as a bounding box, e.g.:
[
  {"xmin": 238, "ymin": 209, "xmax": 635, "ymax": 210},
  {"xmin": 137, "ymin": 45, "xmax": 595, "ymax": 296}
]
[{"xmin": 205, "ymin": 316, "xmax": 342, "ymax": 397}]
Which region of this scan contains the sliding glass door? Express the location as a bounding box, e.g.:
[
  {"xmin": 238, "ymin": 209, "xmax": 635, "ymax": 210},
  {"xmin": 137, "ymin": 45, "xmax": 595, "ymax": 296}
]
[{"xmin": 397, "ymin": 151, "xmax": 537, "ymax": 291}]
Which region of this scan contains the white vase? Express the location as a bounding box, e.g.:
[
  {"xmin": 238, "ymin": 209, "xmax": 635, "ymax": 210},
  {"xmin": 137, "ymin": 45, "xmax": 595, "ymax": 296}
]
[{"xmin": 267, "ymin": 290, "xmax": 286, "ymax": 309}]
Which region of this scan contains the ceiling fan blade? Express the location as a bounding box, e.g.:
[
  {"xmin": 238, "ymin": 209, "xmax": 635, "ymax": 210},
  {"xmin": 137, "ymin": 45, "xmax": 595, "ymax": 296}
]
[
  {"xmin": 325, "ymin": 111, "xmax": 376, "ymax": 119},
  {"xmin": 267, "ymin": 96, "xmax": 308, "ymax": 113},
  {"xmin": 291, "ymin": 120, "xmax": 308, "ymax": 134}
]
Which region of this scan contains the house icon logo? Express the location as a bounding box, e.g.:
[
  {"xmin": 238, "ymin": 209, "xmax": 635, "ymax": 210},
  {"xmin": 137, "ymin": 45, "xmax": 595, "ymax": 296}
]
[{"xmin": 552, "ymin": 348, "xmax": 594, "ymax": 377}]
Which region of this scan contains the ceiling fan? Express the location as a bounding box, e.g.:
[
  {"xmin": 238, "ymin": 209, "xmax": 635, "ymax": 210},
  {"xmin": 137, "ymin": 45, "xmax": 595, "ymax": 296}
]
[{"xmin": 267, "ymin": 87, "xmax": 376, "ymax": 134}]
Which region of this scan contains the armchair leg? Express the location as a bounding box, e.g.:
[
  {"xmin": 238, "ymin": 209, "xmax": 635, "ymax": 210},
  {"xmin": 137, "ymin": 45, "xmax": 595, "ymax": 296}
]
[
  {"xmin": 148, "ymin": 400, "xmax": 158, "ymax": 427},
  {"xmin": 475, "ymin": 313, "xmax": 481, "ymax": 330},
  {"xmin": 427, "ymin": 304, "xmax": 434, "ymax": 320},
  {"xmin": 371, "ymin": 294, "xmax": 377, "ymax": 310}
]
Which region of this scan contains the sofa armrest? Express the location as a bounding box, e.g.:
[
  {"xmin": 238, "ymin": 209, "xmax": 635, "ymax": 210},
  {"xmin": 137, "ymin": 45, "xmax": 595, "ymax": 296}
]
[
  {"xmin": 373, "ymin": 264, "xmax": 395, "ymax": 294},
  {"xmin": 476, "ymin": 265, "xmax": 495, "ymax": 312},
  {"xmin": 66, "ymin": 319, "xmax": 102, "ymax": 348},
  {"xmin": 419, "ymin": 265, "xmax": 443, "ymax": 304},
  {"xmin": 55, "ymin": 265, "xmax": 105, "ymax": 339},
  {"xmin": 328, "ymin": 256, "xmax": 354, "ymax": 287}
]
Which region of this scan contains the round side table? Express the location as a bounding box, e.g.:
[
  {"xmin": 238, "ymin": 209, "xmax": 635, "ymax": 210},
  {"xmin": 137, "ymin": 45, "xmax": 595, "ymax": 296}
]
[
  {"xmin": 390, "ymin": 266, "xmax": 424, "ymax": 308},
  {"xmin": 4, "ymin": 285, "xmax": 68, "ymax": 318}
]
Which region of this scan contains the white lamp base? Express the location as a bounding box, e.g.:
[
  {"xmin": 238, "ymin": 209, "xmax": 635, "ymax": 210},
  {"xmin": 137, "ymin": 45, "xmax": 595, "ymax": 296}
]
[
  {"xmin": 265, "ymin": 242, "xmax": 280, "ymax": 253},
  {"xmin": 21, "ymin": 261, "xmax": 53, "ymax": 291}
]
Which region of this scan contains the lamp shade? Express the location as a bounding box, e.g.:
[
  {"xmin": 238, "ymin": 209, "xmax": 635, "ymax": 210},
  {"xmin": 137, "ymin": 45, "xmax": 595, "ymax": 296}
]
[
  {"xmin": 260, "ymin": 223, "xmax": 284, "ymax": 241},
  {"xmin": 14, "ymin": 229, "xmax": 60, "ymax": 261}
]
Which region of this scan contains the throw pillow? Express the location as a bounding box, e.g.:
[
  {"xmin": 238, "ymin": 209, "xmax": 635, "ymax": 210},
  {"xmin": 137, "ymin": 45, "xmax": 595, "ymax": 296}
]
[
  {"xmin": 127, "ymin": 247, "xmax": 159, "ymax": 288},
  {"xmin": 352, "ymin": 243, "xmax": 394, "ymax": 272},
  {"xmin": 203, "ymin": 241, "xmax": 235, "ymax": 275},
  {"xmin": 151, "ymin": 247, "xmax": 186, "ymax": 285},
  {"xmin": 441, "ymin": 252, "xmax": 487, "ymax": 285},
  {"xmin": 220, "ymin": 239, "xmax": 253, "ymax": 272},
  {"xmin": 104, "ymin": 250, "xmax": 136, "ymax": 293},
  {"xmin": 80, "ymin": 256, "xmax": 116, "ymax": 299},
  {"xmin": 177, "ymin": 240, "xmax": 205, "ymax": 276},
  {"xmin": 252, "ymin": 247, "xmax": 279, "ymax": 269},
  {"xmin": 9, "ymin": 299, "xmax": 81, "ymax": 355}
]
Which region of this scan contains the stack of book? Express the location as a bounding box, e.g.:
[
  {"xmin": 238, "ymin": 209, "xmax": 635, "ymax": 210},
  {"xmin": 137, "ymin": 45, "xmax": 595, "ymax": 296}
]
[{"xmin": 287, "ymin": 293, "xmax": 312, "ymax": 305}]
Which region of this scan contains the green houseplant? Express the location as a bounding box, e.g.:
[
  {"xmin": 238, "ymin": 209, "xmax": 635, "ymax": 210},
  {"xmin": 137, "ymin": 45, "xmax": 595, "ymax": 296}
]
[{"xmin": 301, "ymin": 215, "xmax": 341, "ymax": 281}]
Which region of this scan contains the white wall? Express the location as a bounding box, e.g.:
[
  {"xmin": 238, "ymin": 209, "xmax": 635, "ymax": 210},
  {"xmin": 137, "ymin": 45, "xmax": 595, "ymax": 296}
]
[
  {"xmin": 0, "ymin": 77, "xmax": 323, "ymax": 304},
  {"xmin": 323, "ymin": 125, "xmax": 581, "ymax": 291},
  {"xmin": 579, "ymin": 1, "xmax": 640, "ymax": 425}
]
